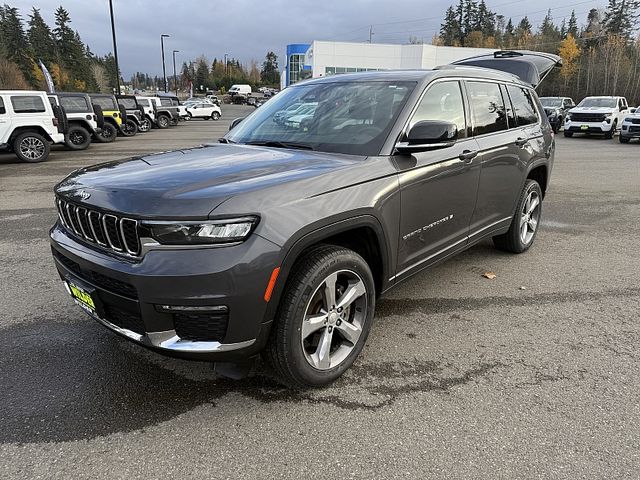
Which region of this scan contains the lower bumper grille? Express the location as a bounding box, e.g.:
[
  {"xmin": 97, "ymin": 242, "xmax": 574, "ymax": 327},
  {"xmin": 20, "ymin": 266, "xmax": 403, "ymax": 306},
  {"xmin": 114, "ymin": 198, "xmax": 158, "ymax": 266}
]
[
  {"xmin": 173, "ymin": 312, "xmax": 229, "ymax": 342},
  {"xmin": 104, "ymin": 305, "xmax": 145, "ymax": 335}
]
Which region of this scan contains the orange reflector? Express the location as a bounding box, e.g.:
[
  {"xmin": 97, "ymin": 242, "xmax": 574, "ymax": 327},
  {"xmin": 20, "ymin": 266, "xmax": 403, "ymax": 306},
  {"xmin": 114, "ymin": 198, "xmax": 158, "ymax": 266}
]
[{"xmin": 264, "ymin": 267, "xmax": 280, "ymax": 302}]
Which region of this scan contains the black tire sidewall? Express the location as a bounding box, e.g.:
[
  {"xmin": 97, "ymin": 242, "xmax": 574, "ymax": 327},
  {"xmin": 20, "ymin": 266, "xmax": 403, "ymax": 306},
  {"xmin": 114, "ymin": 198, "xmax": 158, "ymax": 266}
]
[
  {"xmin": 157, "ymin": 115, "xmax": 170, "ymax": 129},
  {"xmin": 271, "ymin": 247, "xmax": 376, "ymax": 387},
  {"xmin": 94, "ymin": 122, "xmax": 117, "ymax": 143},
  {"xmin": 65, "ymin": 125, "xmax": 91, "ymax": 150},
  {"xmin": 212, "ymin": 112, "xmax": 220, "ymax": 120},
  {"xmin": 13, "ymin": 132, "xmax": 50, "ymax": 163}
]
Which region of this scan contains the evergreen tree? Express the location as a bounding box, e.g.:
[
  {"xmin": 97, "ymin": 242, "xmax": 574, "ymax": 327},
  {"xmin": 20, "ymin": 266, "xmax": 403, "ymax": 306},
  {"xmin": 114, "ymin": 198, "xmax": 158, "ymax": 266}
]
[
  {"xmin": 28, "ymin": 8, "xmax": 56, "ymax": 65},
  {"xmin": 475, "ymin": 0, "xmax": 495, "ymax": 38},
  {"xmin": 260, "ymin": 51, "xmax": 280, "ymax": 85},
  {"xmin": 567, "ymin": 10, "xmax": 578, "ymax": 38},
  {"xmin": 603, "ymin": 0, "xmax": 640, "ymax": 39},
  {"xmin": 0, "ymin": 5, "xmax": 33, "ymax": 82},
  {"xmin": 440, "ymin": 6, "xmax": 462, "ymax": 45}
]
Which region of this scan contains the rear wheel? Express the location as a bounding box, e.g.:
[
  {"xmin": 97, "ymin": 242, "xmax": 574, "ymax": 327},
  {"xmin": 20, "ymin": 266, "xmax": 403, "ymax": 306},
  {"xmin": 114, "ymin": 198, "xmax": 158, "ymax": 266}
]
[
  {"xmin": 120, "ymin": 119, "xmax": 138, "ymax": 137},
  {"xmin": 264, "ymin": 246, "xmax": 375, "ymax": 388},
  {"xmin": 13, "ymin": 132, "xmax": 50, "ymax": 163},
  {"xmin": 138, "ymin": 118, "xmax": 151, "ymax": 132},
  {"xmin": 93, "ymin": 122, "xmax": 117, "ymax": 143},
  {"xmin": 156, "ymin": 114, "xmax": 170, "ymax": 129},
  {"xmin": 65, "ymin": 125, "xmax": 91, "ymax": 150},
  {"xmin": 493, "ymin": 179, "xmax": 542, "ymax": 253}
]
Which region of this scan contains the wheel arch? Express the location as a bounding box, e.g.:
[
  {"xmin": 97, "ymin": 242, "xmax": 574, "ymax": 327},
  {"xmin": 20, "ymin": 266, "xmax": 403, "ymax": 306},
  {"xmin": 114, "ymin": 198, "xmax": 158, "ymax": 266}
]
[
  {"xmin": 9, "ymin": 126, "xmax": 53, "ymax": 143},
  {"xmin": 263, "ymin": 215, "xmax": 391, "ymax": 323},
  {"xmin": 526, "ymin": 164, "xmax": 548, "ymax": 198}
]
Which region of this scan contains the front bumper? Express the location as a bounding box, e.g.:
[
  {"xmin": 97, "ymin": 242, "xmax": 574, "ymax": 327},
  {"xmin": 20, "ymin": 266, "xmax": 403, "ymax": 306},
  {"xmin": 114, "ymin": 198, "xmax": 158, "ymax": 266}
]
[
  {"xmin": 565, "ymin": 120, "xmax": 614, "ymax": 134},
  {"xmin": 50, "ymin": 223, "xmax": 281, "ymax": 361},
  {"xmin": 620, "ymin": 124, "xmax": 640, "ymax": 138}
]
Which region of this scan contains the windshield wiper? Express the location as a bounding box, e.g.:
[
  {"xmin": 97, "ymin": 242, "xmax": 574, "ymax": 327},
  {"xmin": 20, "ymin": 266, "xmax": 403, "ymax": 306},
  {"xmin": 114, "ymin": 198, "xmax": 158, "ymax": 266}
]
[
  {"xmin": 245, "ymin": 140, "xmax": 314, "ymax": 150},
  {"xmin": 218, "ymin": 137, "xmax": 236, "ymax": 144}
]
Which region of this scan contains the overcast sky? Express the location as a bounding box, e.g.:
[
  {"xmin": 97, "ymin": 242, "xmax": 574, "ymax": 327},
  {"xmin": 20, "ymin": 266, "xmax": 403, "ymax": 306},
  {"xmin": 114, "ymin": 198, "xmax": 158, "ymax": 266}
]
[{"xmin": 12, "ymin": 0, "xmax": 608, "ymax": 77}]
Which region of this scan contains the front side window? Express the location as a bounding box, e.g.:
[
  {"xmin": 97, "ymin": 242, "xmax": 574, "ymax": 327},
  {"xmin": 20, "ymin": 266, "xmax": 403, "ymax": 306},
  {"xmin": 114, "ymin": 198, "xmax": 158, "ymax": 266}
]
[
  {"xmin": 506, "ymin": 86, "xmax": 538, "ymax": 126},
  {"xmin": 467, "ymin": 81, "xmax": 507, "ymax": 136},
  {"xmin": 409, "ymin": 81, "xmax": 467, "ymax": 138},
  {"xmin": 60, "ymin": 95, "xmax": 90, "ymax": 113},
  {"xmin": 226, "ymin": 80, "xmax": 415, "ymax": 156},
  {"xmin": 0, "ymin": 97, "xmax": 5, "ymax": 114},
  {"xmin": 11, "ymin": 95, "xmax": 46, "ymax": 113}
]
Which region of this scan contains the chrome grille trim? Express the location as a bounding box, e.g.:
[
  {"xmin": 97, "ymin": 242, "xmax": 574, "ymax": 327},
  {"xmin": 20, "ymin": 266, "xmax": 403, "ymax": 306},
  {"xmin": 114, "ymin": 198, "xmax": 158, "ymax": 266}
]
[{"xmin": 56, "ymin": 197, "xmax": 140, "ymax": 257}]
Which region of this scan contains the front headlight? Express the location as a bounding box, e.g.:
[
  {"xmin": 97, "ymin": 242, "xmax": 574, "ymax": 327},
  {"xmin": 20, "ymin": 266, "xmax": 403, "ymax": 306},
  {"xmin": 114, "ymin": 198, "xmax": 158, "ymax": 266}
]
[
  {"xmin": 565, "ymin": 114, "xmax": 571, "ymax": 122},
  {"xmin": 143, "ymin": 216, "xmax": 258, "ymax": 245}
]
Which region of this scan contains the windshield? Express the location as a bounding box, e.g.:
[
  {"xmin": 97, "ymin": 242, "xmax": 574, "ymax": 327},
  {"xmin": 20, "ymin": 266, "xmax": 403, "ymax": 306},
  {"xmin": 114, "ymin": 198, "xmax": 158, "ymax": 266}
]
[
  {"xmin": 225, "ymin": 80, "xmax": 415, "ymax": 155},
  {"xmin": 578, "ymin": 97, "xmax": 617, "ymax": 108},
  {"xmin": 540, "ymin": 98, "xmax": 562, "ymax": 107}
]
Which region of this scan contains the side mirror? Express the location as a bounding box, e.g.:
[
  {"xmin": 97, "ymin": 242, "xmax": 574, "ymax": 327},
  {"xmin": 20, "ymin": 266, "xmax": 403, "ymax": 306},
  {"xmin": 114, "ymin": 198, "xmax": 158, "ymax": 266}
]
[
  {"xmin": 229, "ymin": 117, "xmax": 245, "ymax": 131},
  {"xmin": 396, "ymin": 120, "xmax": 458, "ymax": 153},
  {"xmin": 630, "ymin": 108, "xmax": 637, "ymax": 114}
]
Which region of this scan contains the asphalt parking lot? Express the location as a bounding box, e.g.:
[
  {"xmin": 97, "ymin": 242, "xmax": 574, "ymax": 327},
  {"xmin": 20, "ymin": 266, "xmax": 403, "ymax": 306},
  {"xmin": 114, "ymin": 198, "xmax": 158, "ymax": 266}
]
[{"xmin": 1, "ymin": 105, "xmax": 639, "ymax": 478}]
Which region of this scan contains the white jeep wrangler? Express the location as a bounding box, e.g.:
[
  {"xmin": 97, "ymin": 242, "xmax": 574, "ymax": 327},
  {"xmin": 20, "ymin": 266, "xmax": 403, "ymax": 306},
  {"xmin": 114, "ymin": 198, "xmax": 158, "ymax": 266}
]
[
  {"xmin": 0, "ymin": 90, "xmax": 66, "ymax": 163},
  {"xmin": 48, "ymin": 92, "xmax": 102, "ymax": 151},
  {"xmin": 564, "ymin": 96, "xmax": 630, "ymax": 139}
]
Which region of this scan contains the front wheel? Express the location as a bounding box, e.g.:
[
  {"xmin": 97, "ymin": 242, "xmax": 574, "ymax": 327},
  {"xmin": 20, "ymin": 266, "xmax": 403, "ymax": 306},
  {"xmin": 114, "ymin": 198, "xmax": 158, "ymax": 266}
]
[
  {"xmin": 264, "ymin": 245, "xmax": 375, "ymax": 388},
  {"xmin": 138, "ymin": 118, "xmax": 151, "ymax": 132},
  {"xmin": 93, "ymin": 122, "xmax": 117, "ymax": 143},
  {"xmin": 211, "ymin": 111, "xmax": 220, "ymax": 121},
  {"xmin": 605, "ymin": 121, "xmax": 617, "ymax": 139},
  {"xmin": 563, "ymin": 130, "xmax": 573, "ymax": 137},
  {"xmin": 65, "ymin": 125, "xmax": 91, "ymax": 150},
  {"xmin": 120, "ymin": 119, "xmax": 138, "ymax": 137},
  {"xmin": 13, "ymin": 132, "xmax": 50, "ymax": 163},
  {"xmin": 493, "ymin": 179, "xmax": 542, "ymax": 253},
  {"xmin": 619, "ymin": 136, "xmax": 630, "ymax": 143}
]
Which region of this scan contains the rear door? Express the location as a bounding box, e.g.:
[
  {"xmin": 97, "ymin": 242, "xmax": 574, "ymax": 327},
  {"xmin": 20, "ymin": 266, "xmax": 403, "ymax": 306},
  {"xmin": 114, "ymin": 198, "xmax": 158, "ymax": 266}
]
[
  {"xmin": 0, "ymin": 96, "xmax": 11, "ymax": 144},
  {"xmin": 466, "ymin": 81, "xmax": 526, "ymax": 234}
]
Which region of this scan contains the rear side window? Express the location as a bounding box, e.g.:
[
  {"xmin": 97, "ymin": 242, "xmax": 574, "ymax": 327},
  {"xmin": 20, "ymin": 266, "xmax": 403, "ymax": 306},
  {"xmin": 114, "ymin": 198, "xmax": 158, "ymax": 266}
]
[
  {"xmin": 92, "ymin": 96, "xmax": 117, "ymax": 110},
  {"xmin": 119, "ymin": 98, "xmax": 137, "ymax": 109},
  {"xmin": 11, "ymin": 95, "xmax": 46, "ymax": 113},
  {"xmin": 0, "ymin": 97, "xmax": 5, "ymax": 114},
  {"xmin": 60, "ymin": 95, "xmax": 90, "ymax": 113},
  {"xmin": 409, "ymin": 81, "xmax": 467, "ymax": 138},
  {"xmin": 506, "ymin": 86, "xmax": 539, "ymax": 126},
  {"xmin": 159, "ymin": 98, "xmax": 172, "ymax": 106},
  {"xmin": 467, "ymin": 81, "xmax": 507, "ymax": 136}
]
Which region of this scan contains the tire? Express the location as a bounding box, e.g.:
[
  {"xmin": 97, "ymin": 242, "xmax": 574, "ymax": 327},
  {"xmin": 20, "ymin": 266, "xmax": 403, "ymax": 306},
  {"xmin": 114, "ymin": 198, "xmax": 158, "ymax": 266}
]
[
  {"xmin": 65, "ymin": 125, "xmax": 91, "ymax": 150},
  {"xmin": 139, "ymin": 118, "xmax": 151, "ymax": 133},
  {"xmin": 120, "ymin": 119, "xmax": 138, "ymax": 137},
  {"xmin": 604, "ymin": 121, "xmax": 616, "ymax": 139},
  {"xmin": 493, "ymin": 179, "xmax": 542, "ymax": 253},
  {"xmin": 211, "ymin": 111, "xmax": 220, "ymax": 121},
  {"xmin": 13, "ymin": 132, "xmax": 50, "ymax": 163},
  {"xmin": 619, "ymin": 136, "xmax": 630, "ymax": 143},
  {"xmin": 186, "ymin": 112, "xmax": 192, "ymax": 120},
  {"xmin": 93, "ymin": 122, "xmax": 117, "ymax": 143},
  {"xmin": 264, "ymin": 245, "xmax": 376, "ymax": 388},
  {"xmin": 563, "ymin": 131, "xmax": 573, "ymax": 137},
  {"xmin": 156, "ymin": 114, "xmax": 170, "ymax": 129}
]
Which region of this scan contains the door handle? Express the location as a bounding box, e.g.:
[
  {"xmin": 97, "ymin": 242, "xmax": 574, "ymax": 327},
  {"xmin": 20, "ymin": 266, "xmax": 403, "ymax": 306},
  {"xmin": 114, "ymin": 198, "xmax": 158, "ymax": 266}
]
[
  {"xmin": 515, "ymin": 137, "xmax": 530, "ymax": 147},
  {"xmin": 458, "ymin": 150, "xmax": 478, "ymax": 163}
]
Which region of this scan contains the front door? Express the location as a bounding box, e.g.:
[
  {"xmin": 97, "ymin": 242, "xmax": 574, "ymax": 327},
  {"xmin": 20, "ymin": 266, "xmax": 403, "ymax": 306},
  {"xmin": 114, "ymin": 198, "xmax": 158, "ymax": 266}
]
[
  {"xmin": 394, "ymin": 80, "xmax": 481, "ymax": 280},
  {"xmin": 0, "ymin": 97, "xmax": 11, "ymax": 145}
]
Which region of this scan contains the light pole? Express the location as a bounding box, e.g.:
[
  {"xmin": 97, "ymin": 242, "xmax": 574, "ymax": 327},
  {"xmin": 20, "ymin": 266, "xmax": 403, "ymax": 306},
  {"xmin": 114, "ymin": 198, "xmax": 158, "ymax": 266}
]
[
  {"xmin": 108, "ymin": 0, "xmax": 120, "ymax": 94},
  {"xmin": 160, "ymin": 34, "xmax": 170, "ymax": 92},
  {"xmin": 224, "ymin": 53, "xmax": 229, "ymax": 76},
  {"xmin": 172, "ymin": 50, "xmax": 179, "ymax": 96}
]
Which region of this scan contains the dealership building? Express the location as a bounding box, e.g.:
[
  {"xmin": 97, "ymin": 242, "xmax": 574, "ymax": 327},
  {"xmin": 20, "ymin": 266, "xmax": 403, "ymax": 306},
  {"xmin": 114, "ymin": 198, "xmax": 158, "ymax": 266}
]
[{"xmin": 282, "ymin": 41, "xmax": 496, "ymax": 89}]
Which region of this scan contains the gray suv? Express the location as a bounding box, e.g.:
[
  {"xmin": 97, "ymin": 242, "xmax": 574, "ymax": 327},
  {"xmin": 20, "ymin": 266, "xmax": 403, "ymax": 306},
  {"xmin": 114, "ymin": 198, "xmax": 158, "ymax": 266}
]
[{"xmin": 50, "ymin": 51, "xmax": 558, "ymax": 387}]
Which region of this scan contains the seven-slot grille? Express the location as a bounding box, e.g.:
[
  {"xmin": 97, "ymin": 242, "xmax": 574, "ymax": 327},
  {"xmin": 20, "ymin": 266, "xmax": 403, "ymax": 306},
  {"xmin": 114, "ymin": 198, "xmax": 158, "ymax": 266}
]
[
  {"xmin": 570, "ymin": 112, "xmax": 607, "ymax": 123},
  {"xmin": 56, "ymin": 197, "xmax": 141, "ymax": 256}
]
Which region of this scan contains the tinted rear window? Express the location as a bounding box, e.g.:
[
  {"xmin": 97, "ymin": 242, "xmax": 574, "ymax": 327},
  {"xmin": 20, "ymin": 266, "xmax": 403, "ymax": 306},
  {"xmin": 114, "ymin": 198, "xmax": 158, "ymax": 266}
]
[
  {"xmin": 467, "ymin": 82, "xmax": 507, "ymax": 136},
  {"xmin": 91, "ymin": 96, "xmax": 117, "ymax": 110},
  {"xmin": 506, "ymin": 86, "xmax": 539, "ymax": 126},
  {"xmin": 11, "ymin": 96, "xmax": 46, "ymax": 113},
  {"xmin": 60, "ymin": 95, "xmax": 90, "ymax": 113}
]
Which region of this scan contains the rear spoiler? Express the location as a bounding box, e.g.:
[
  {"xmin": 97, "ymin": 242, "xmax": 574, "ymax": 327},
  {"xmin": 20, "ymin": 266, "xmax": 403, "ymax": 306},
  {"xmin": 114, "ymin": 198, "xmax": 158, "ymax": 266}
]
[{"xmin": 449, "ymin": 50, "xmax": 562, "ymax": 88}]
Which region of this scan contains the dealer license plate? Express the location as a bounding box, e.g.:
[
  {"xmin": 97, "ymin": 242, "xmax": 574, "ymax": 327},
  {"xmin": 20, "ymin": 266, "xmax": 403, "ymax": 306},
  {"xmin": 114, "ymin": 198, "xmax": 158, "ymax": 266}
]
[
  {"xmin": 68, "ymin": 282, "xmax": 96, "ymax": 313},
  {"xmin": 581, "ymin": 125, "xmax": 589, "ymax": 130}
]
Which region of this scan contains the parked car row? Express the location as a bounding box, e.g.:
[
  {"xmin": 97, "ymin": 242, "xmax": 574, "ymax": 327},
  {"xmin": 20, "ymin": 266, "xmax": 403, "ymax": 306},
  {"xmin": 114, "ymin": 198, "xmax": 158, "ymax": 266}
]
[
  {"xmin": 540, "ymin": 95, "xmax": 640, "ymax": 143},
  {"xmin": 0, "ymin": 90, "xmax": 214, "ymax": 163}
]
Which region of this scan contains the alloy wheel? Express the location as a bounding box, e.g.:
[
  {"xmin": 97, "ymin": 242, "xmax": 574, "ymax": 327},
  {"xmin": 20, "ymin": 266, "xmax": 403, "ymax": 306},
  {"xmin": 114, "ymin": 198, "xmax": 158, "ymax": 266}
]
[
  {"xmin": 301, "ymin": 269, "xmax": 367, "ymax": 370},
  {"xmin": 19, "ymin": 137, "xmax": 45, "ymax": 160},
  {"xmin": 520, "ymin": 190, "xmax": 541, "ymax": 244}
]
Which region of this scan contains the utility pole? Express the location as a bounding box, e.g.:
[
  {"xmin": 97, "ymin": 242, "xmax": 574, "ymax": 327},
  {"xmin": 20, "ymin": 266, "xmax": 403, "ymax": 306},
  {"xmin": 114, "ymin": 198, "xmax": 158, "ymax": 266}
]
[
  {"xmin": 224, "ymin": 53, "xmax": 230, "ymax": 76},
  {"xmin": 108, "ymin": 0, "xmax": 120, "ymax": 94},
  {"xmin": 161, "ymin": 34, "xmax": 170, "ymax": 92},
  {"xmin": 172, "ymin": 50, "xmax": 179, "ymax": 96},
  {"xmin": 369, "ymin": 25, "xmax": 374, "ymax": 43}
]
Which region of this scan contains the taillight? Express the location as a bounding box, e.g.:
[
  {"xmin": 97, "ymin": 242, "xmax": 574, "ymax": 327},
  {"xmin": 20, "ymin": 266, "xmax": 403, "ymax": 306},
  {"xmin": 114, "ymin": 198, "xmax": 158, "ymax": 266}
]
[
  {"xmin": 93, "ymin": 115, "xmax": 97, "ymax": 121},
  {"xmin": 52, "ymin": 117, "xmax": 58, "ymax": 126}
]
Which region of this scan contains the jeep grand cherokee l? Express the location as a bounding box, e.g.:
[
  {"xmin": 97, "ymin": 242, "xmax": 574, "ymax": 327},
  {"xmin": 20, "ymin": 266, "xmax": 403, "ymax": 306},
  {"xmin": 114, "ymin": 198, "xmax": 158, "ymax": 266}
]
[{"xmin": 50, "ymin": 51, "xmax": 557, "ymax": 387}]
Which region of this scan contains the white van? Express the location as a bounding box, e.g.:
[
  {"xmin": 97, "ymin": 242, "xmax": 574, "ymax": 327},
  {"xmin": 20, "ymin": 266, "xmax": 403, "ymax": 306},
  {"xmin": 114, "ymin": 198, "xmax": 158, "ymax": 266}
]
[{"xmin": 228, "ymin": 84, "xmax": 252, "ymax": 96}]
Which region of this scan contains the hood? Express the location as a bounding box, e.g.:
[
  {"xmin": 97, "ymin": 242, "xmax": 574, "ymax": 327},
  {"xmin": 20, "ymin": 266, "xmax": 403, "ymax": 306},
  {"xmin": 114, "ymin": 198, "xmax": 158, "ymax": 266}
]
[
  {"xmin": 543, "ymin": 107, "xmax": 560, "ymax": 116},
  {"xmin": 569, "ymin": 106, "xmax": 615, "ymax": 114},
  {"xmin": 55, "ymin": 144, "xmax": 367, "ymax": 219}
]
